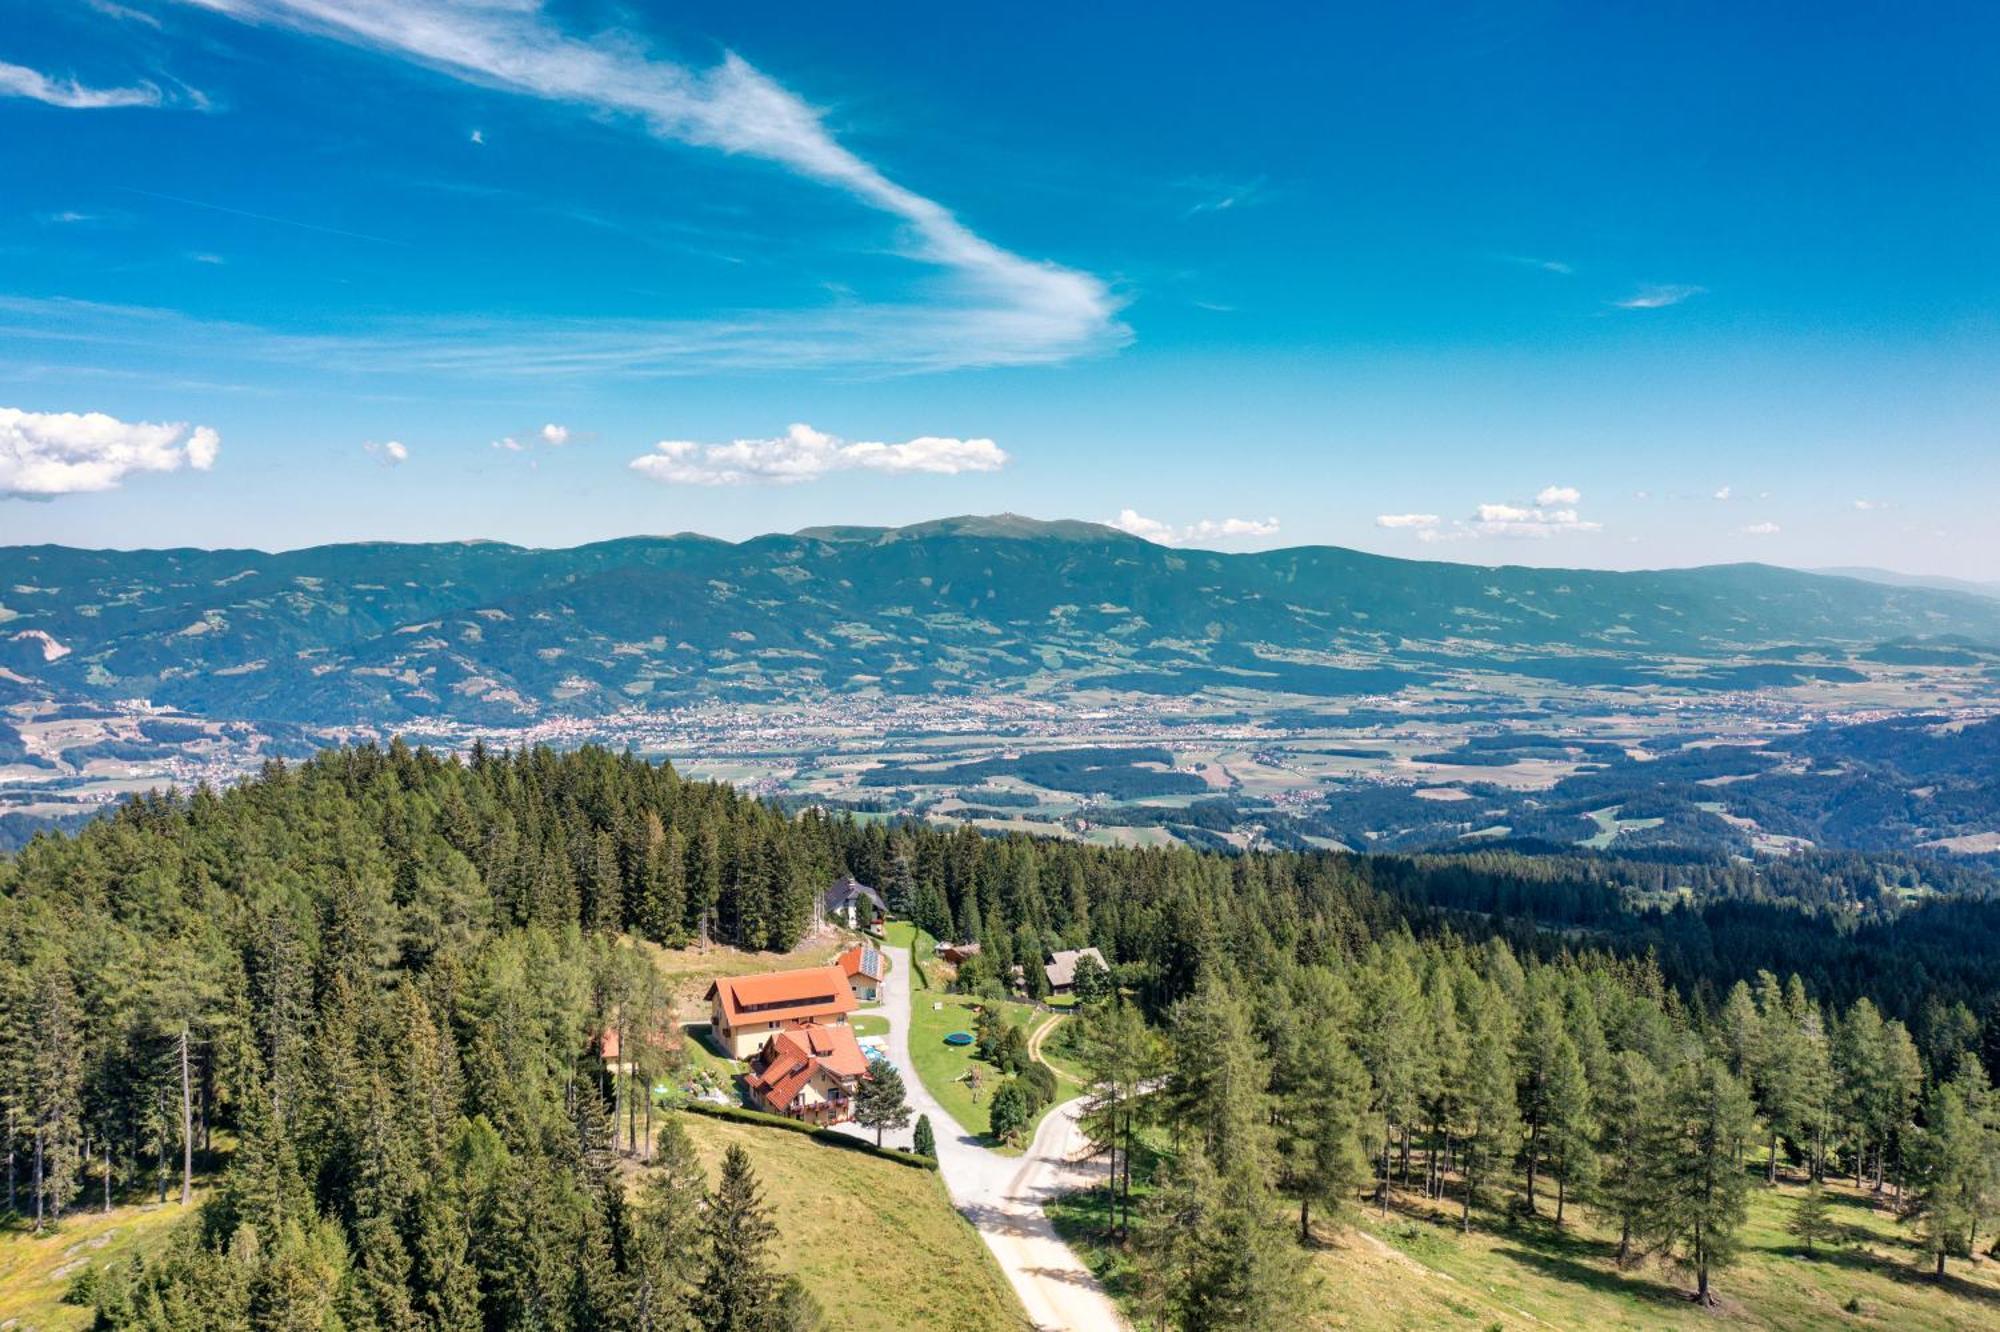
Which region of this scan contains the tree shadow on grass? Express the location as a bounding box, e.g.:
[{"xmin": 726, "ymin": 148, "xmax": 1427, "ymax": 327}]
[
  {"xmin": 1802, "ymin": 1240, "xmax": 2000, "ymax": 1306},
  {"xmin": 1492, "ymin": 1243, "xmax": 1693, "ymax": 1309}
]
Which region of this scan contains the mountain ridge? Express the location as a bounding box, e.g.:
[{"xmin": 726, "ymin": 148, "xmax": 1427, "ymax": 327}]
[{"xmin": 5, "ymin": 516, "xmax": 1999, "ymax": 727}]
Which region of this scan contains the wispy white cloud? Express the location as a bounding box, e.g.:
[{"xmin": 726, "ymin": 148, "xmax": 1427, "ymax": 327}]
[
  {"xmin": 1, "ymin": 406, "xmax": 218, "ymax": 496},
  {"xmin": 1741, "ymin": 521, "xmax": 1780, "ymax": 536},
  {"xmin": 1853, "ymin": 498, "xmax": 1888, "ymax": 511},
  {"xmin": 1110, "ymin": 509, "xmax": 1280, "ymax": 546},
  {"xmin": 85, "ymin": 0, "xmax": 165, "ymax": 27},
  {"xmin": 1712, "ymin": 485, "xmax": 1732, "ymax": 501},
  {"xmin": 0, "ymin": 60, "xmax": 166, "ymax": 109},
  {"xmin": 631, "ymin": 423, "xmax": 1006, "ymax": 486},
  {"xmin": 539, "ymin": 422, "xmax": 569, "ymax": 445},
  {"xmin": 1614, "ymin": 283, "xmax": 1704, "ymax": 310},
  {"xmin": 1535, "ymin": 484, "xmax": 1581, "ymax": 506},
  {"xmin": 172, "ymin": 0, "xmax": 1124, "ymax": 371},
  {"xmin": 1501, "ymin": 254, "xmax": 1573, "ymax": 275},
  {"xmin": 468, "ymin": 127, "xmax": 484, "ymax": 145},
  {"xmin": 1180, "ymin": 175, "xmax": 1268, "ymax": 218},
  {"xmin": 363, "ymin": 439, "xmax": 408, "ymax": 465},
  {"xmin": 1374, "ymin": 513, "xmax": 1440, "ymax": 530}
]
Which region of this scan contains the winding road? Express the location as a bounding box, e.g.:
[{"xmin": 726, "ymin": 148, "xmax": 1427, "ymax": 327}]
[{"xmin": 849, "ymin": 943, "xmax": 1125, "ymax": 1331}]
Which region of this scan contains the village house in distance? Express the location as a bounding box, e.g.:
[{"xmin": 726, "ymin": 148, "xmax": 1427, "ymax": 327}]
[
  {"xmin": 816, "ymin": 874, "xmax": 886, "ymax": 931},
  {"xmin": 838, "ymin": 941, "xmax": 887, "ymax": 1002}
]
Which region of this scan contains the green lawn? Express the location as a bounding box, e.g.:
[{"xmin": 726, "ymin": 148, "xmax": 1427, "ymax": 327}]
[
  {"xmin": 677, "ymin": 1111, "xmax": 1027, "ymax": 1332},
  {"xmin": 906, "ymin": 993, "xmax": 1080, "ymax": 1153},
  {"xmin": 850, "ymin": 1013, "xmax": 890, "ymax": 1039},
  {"xmin": 1052, "ymin": 1151, "xmax": 2000, "ymax": 1331}
]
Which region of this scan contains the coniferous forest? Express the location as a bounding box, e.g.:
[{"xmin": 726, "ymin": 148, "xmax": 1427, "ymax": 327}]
[{"xmin": 5, "ymin": 742, "xmax": 2000, "ymax": 1328}]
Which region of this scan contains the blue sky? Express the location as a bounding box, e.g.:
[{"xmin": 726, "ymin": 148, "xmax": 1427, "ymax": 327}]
[{"xmin": 2, "ymin": 0, "xmax": 1996, "ymax": 576}]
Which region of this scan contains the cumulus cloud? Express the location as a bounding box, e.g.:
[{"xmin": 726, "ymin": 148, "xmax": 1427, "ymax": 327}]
[
  {"xmin": 630, "ymin": 423, "xmax": 1007, "ymax": 486},
  {"xmin": 1459, "ymin": 501, "xmax": 1601, "ymax": 539},
  {"xmin": 0, "ymin": 60, "xmax": 165, "ymax": 109},
  {"xmin": 1741, "ymin": 521, "xmax": 1781, "ymax": 536},
  {"xmin": 171, "ymin": 0, "xmax": 1123, "ymax": 372},
  {"xmin": 1713, "ymin": 485, "xmax": 1732, "ymax": 501},
  {"xmin": 540, "ymin": 423, "xmax": 570, "ymax": 446},
  {"xmin": 364, "ymin": 439, "xmax": 408, "ymax": 465},
  {"xmin": 1109, "ymin": 509, "xmax": 1280, "ymax": 546},
  {"xmin": 1614, "ymin": 283, "xmax": 1705, "ymax": 310},
  {"xmin": 1377, "ymin": 487, "xmax": 1601, "ymax": 543},
  {"xmin": 0, "ymin": 406, "xmax": 218, "ymax": 496}
]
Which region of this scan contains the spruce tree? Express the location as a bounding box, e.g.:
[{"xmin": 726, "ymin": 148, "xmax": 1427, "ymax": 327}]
[
  {"xmin": 629, "ymin": 1117, "xmax": 706, "ymax": 1332},
  {"xmin": 699, "ymin": 1144, "xmax": 779, "ymax": 1332},
  {"xmin": 854, "ymin": 1058, "xmax": 912, "ymax": 1148},
  {"xmin": 912, "ymin": 1113, "xmax": 937, "ymax": 1160}
]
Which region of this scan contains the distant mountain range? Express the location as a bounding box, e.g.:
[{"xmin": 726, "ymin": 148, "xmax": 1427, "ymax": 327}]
[
  {"xmin": 1812, "ymin": 567, "xmax": 2000, "ymax": 601},
  {"xmin": 5, "ymin": 515, "xmax": 1999, "ymax": 726}
]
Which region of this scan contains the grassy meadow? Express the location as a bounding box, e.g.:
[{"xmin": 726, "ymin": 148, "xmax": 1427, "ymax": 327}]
[
  {"xmin": 676, "ymin": 1111, "xmax": 1027, "ymax": 1332},
  {"xmin": 1052, "ymin": 1161, "xmax": 2000, "ymax": 1330}
]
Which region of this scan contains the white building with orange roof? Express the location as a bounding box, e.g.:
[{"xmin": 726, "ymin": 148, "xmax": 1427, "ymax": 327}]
[{"xmin": 704, "ymin": 965, "xmax": 859, "ymax": 1058}]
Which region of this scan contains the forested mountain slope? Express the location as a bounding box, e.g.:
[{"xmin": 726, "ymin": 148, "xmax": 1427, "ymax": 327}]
[
  {"xmin": 6, "ymin": 744, "xmax": 2000, "ymax": 1327},
  {"xmin": 6, "ymin": 517, "xmax": 1997, "ymax": 724}
]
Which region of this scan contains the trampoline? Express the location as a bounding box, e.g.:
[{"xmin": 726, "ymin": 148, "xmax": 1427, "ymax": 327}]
[{"xmin": 943, "ymin": 1031, "xmax": 974, "ymax": 1046}]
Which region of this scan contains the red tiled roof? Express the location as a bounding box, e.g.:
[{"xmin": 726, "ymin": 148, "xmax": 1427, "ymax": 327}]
[
  {"xmin": 792, "ymin": 1022, "xmax": 870, "ymax": 1079},
  {"xmin": 705, "ymin": 966, "xmax": 858, "ymax": 1026},
  {"xmin": 838, "ymin": 943, "xmax": 887, "ymax": 983},
  {"xmin": 746, "ymin": 1023, "xmax": 870, "ymax": 1111},
  {"xmin": 746, "ymin": 1040, "xmax": 817, "ymax": 1111}
]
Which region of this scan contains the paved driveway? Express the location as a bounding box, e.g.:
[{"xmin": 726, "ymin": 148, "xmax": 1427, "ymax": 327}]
[{"xmin": 851, "ymin": 943, "xmax": 1125, "ymax": 1331}]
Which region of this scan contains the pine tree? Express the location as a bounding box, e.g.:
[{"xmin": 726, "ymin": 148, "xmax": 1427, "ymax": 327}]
[
  {"xmin": 854, "ymin": 1058, "xmax": 912, "ymax": 1148},
  {"xmin": 699, "ymin": 1145, "xmax": 779, "ymax": 1331},
  {"xmin": 912, "ymin": 1114, "xmax": 936, "ymax": 1160}
]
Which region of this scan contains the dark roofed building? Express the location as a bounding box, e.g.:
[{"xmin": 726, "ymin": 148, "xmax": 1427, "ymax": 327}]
[
  {"xmin": 817, "ymin": 875, "xmax": 887, "ymax": 930},
  {"xmin": 1044, "ymin": 947, "xmax": 1108, "ymax": 995}
]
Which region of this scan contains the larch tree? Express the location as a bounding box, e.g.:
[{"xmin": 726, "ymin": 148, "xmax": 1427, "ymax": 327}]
[{"xmin": 1644, "ymin": 1050, "xmax": 1756, "ymax": 1305}]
